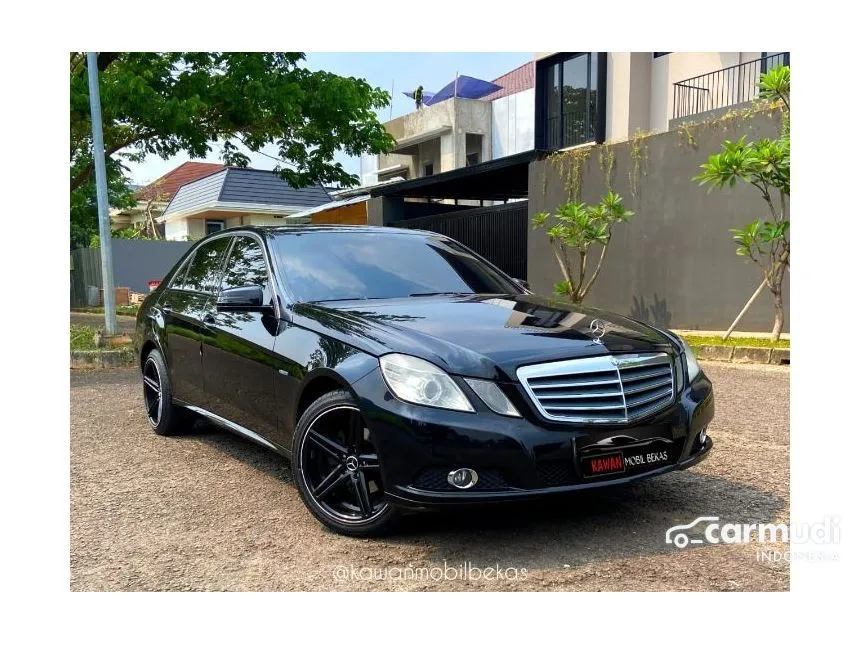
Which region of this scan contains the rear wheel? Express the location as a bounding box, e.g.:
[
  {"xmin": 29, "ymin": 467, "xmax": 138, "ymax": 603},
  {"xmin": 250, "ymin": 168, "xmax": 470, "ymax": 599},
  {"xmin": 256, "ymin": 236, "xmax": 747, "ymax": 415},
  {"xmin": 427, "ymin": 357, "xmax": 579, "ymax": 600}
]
[
  {"xmin": 293, "ymin": 390, "xmax": 398, "ymax": 536},
  {"xmin": 142, "ymin": 348, "xmax": 193, "ymax": 436}
]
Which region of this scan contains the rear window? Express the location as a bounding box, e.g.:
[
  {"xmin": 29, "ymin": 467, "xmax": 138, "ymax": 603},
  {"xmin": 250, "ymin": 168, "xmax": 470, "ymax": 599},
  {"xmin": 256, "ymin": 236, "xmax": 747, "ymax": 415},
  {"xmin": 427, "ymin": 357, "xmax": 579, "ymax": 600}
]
[
  {"xmin": 172, "ymin": 237, "xmax": 232, "ymax": 293},
  {"xmin": 270, "ymin": 231, "xmax": 519, "ymax": 302}
]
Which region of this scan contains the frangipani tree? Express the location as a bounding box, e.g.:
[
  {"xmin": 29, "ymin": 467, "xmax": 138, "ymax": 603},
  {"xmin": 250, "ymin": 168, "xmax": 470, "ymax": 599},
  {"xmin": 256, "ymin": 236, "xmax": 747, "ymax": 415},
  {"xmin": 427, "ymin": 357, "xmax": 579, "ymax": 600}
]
[
  {"xmin": 533, "ymin": 191, "xmax": 634, "ymax": 303},
  {"xmin": 696, "ymin": 65, "xmax": 790, "ymax": 341}
]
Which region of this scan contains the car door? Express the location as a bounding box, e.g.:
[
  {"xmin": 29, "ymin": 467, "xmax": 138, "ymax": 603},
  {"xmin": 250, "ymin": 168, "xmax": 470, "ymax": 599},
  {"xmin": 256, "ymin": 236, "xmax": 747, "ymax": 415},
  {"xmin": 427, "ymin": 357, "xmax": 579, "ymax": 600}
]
[
  {"xmin": 159, "ymin": 236, "xmax": 233, "ymax": 407},
  {"xmin": 201, "ymin": 235, "xmax": 280, "ymax": 440}
]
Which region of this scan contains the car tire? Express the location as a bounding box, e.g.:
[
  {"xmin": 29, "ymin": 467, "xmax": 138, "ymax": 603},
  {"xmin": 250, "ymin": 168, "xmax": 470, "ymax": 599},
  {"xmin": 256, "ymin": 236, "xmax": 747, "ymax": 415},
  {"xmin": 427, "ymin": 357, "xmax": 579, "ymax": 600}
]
[
  {"xmin": 293, "ymin": 389, "xmax": 399, "ymax": 537},
  {"xmin": 142, "ymin": 348, "xmax": 194, "ymax": 436}
]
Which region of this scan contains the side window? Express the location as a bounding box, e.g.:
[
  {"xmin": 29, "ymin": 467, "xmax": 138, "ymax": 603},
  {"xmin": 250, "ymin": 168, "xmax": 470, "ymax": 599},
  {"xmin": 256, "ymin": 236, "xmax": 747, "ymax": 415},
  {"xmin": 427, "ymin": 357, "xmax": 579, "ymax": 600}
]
[
  {"xmin": 169, "ymin": 253, "xmax": 195, "ymax": 290},
  {"xmin": 220, "ymin": 237, "xmax": 270, "ymax": 294},
  {"xmin": 176, "ymin": 237, "xmax": 232, "ymax": 293}
]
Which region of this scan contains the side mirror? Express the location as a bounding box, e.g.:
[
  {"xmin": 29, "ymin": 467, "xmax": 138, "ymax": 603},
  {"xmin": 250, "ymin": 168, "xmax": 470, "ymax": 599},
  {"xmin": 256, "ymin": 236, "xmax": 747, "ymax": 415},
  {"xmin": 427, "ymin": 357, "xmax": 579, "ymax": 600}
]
[
  {"xmin": 512, "ymin": 278, "xmax": 531, "ymax": 292},
  {"xmin": 216, "ymin": 285, "xmax": 266, "ymax": 310}
]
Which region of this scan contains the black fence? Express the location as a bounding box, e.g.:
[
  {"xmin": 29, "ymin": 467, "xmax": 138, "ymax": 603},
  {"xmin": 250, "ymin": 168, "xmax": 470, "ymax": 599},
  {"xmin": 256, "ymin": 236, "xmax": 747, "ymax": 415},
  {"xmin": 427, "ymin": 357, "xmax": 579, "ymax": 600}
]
[
  {"xmin": 391, "ymin": 202, "xmax": 528, "ymax": 280},
  {"xmin": 672, "ymin": 52, "xmax": 789, "ymax": 120}
]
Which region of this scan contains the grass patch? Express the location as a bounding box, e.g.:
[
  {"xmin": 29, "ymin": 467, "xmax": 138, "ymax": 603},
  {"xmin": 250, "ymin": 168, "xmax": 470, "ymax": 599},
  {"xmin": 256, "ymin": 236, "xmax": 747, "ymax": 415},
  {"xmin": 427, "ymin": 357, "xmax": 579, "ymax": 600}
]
[
  {"xmin": 71, "ymin": 305, "xmax": 139, "ymax": 317},
  {"xmin": 681, "ymin": 334, "xmax": 789, "ymax": 349},
  {"xmin": 70, "ymin": 324, "xmax": 100, "ymax": 351}
]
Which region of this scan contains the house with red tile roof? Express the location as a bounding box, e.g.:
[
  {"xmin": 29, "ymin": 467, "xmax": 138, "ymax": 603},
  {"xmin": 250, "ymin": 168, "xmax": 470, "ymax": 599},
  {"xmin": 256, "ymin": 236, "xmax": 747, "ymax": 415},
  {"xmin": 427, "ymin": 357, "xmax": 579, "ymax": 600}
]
[
  {"xmin": 112, "ymin": 160, "xmax": 333, "ymax": 240},
  {"xmin": 158, "ymin": 167, "xmax": 331, "ymax": 240},
  {"xmin": 110, "ymin": 161, "xmax": 225, "ymax": 234}
]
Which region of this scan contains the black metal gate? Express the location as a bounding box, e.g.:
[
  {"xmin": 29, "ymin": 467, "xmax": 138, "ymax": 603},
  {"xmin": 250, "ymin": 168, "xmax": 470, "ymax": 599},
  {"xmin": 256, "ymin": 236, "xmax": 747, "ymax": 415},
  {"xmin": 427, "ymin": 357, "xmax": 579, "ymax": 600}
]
[{"xmin": 391, "ymin": 202, "xmax": 528, "ymax": 280}]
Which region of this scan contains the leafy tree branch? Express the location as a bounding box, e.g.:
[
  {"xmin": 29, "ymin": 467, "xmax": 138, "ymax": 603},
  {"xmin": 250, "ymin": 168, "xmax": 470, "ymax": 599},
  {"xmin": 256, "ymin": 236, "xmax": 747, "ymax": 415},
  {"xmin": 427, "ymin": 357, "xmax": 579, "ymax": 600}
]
[{"xmin": 70, "ymin": 52, "xmax": 396, "ymax": 247}]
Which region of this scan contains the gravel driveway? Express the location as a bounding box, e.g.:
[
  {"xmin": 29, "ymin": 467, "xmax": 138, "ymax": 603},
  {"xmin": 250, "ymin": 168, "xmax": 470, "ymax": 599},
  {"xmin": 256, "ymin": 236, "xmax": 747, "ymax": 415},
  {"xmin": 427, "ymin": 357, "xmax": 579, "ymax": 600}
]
[{"xmin": 71, "ymin": 362, "xmax": 789, "ymax": 591}]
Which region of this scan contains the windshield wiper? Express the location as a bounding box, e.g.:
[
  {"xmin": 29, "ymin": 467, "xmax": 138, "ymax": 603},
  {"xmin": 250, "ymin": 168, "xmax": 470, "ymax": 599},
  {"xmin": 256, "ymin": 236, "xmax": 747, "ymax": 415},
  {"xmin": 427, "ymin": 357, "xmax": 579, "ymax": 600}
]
[
  {"xmin": 306, "ymin": 296, "xmax": 387, "ymax": 304},
  {"xmin": 408, "ymin": 291, "xmax": 471, "ymax": 297}
]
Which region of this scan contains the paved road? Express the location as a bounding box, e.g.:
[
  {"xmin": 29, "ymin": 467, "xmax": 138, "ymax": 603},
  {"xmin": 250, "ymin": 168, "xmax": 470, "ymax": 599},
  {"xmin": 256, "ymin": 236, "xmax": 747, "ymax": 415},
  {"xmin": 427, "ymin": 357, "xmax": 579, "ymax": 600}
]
[{"xmin": 70, "ymin": 363, "xmax": 789, "ymax": 591}]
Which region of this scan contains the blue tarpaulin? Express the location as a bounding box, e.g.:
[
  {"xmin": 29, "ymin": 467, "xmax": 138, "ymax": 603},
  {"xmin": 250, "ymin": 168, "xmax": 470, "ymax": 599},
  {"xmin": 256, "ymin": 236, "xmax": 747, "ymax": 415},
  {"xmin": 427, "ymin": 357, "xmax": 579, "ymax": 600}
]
[
  {"xmin": 425, "ymin": 75, "xmax": 502, "ymax": 105},
  {"xmin": 402, "ymin": 76, "xmax": 502, "ymax": 107}
]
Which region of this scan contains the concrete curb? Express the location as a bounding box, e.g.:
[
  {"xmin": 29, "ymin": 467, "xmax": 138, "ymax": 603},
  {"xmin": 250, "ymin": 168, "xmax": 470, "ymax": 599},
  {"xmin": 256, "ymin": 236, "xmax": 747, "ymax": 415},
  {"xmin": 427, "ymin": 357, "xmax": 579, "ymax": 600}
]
[
  {"xmin": 694, "ymin": 345, "xmax": 789, "ymax": 365},
  {"xmin": 71, "ymin": 349, "xmax": 136, "ymax": 369}
]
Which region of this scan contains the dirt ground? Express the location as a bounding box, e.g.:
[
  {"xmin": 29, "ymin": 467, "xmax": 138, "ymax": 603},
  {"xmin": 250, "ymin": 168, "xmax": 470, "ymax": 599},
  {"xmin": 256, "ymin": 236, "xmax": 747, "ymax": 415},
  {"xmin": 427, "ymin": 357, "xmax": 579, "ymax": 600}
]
[
  {"xmin": 70, "ymin": 362, "xmax": 789, "ymax": 591},
  {"xmin": 70, "ymin": 312, "xmax": 136, "ymax": 335}
]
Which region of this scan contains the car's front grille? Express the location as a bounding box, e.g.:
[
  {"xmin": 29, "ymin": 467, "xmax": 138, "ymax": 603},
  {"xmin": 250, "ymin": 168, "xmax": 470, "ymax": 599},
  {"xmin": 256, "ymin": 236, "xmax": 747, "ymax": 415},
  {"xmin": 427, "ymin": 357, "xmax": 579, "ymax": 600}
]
[{"xmin": 517, "ymin": 353, "xmax": 675, "ymax": 424}]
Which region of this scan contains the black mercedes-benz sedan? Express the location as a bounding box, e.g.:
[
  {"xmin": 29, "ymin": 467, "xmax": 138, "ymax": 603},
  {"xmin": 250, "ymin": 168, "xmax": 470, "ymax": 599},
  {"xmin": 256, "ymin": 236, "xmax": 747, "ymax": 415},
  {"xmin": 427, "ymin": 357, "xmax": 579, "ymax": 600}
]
[{"xmin": 135, "ymin": 225, "xmax": 713, "ymax": 536}]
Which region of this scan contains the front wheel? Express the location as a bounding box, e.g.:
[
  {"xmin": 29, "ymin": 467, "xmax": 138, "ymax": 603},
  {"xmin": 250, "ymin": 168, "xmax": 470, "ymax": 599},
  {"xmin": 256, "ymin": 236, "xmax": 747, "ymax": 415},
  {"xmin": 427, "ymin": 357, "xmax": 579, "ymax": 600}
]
[{"xmin": 293, "ymin": 390, "xmax": 399, "ymax": 536}]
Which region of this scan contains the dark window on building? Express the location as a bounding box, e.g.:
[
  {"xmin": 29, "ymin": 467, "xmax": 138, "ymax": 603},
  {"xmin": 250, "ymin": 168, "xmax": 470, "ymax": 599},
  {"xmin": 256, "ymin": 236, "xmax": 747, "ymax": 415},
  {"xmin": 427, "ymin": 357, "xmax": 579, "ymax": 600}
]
[
  {"xmin": 537, "ymin": 53, "xmax": 603, "ymax": 150},
  {"xmin": 175, "ymin": 236, "xmax": 232, "ymax": 293},
  {"xmin": 423, "ymin": 163, "xmax": 434, "ymax": 176},
  {"xmin": 465, "ymin": 133, "xmax": 482, "ymax": 166},
  {"xmin": 205, "ymin": 219, "xmax": 226, "ymax": 235},
  {"xmin": 220, "ymin": 236, "xmax": 270, "ymax": 294},
  {"xmin": 653, "ymin": 52, "xmax": 671, "ymax": 58}
]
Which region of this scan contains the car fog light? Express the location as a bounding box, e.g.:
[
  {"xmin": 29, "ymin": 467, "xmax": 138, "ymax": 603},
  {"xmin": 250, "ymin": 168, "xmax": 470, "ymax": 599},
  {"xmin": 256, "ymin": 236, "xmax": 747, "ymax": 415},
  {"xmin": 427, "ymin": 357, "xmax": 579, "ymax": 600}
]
[
  {"xmin": 700, "ymin": 427, "xmax": 708, "ymax": 444},
  {"xmin": 447, "ymin": 468, "xmax": 479, "ymax": 489}
]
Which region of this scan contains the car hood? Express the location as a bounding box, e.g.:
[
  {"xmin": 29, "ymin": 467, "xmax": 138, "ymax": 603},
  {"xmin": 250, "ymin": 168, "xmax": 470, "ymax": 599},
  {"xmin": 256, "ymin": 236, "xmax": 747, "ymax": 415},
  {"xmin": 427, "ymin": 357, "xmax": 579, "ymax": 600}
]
[{"xmin": 293, "ymin": 294, "xmax": 675, "ymax": 380}]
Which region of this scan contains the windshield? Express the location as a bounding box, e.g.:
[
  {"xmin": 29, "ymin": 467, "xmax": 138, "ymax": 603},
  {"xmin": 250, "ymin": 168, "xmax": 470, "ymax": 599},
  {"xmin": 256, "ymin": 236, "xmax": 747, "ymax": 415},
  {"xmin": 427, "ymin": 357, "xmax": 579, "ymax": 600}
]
[{"xmin": 271, "ymin": 231, "xmax": 521, "ymax": 303}]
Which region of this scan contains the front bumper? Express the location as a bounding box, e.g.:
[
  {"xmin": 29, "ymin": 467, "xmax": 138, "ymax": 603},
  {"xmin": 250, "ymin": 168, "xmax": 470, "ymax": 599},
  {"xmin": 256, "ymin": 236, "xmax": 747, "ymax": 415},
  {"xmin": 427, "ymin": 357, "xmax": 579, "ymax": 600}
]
[{"xmin": 350, "ymin": 367, "xmax": 715, "ymax": 508}]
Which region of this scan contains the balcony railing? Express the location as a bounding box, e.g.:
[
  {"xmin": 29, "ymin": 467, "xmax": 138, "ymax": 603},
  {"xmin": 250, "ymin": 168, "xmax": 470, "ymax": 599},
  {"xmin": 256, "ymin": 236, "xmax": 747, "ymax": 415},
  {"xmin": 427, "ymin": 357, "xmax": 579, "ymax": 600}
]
[{"xmin": 672, "ymin": 52, "xmax": 789, "ymax": 120}]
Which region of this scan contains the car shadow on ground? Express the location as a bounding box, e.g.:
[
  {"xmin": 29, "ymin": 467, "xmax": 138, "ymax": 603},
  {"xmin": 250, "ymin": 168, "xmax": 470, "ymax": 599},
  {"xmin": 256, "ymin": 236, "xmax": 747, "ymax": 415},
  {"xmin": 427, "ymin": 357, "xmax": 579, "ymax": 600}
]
[
  {"xmin": 177, "ymin": 419, "xmax": 296, "ymax": 486},
  {"xmin": 180, "ymin": 419, "xmax": 784, "ymax": 569},
  {"xmin": 389, "ymin": 471, "xmax": 785, "ymax": 569}
]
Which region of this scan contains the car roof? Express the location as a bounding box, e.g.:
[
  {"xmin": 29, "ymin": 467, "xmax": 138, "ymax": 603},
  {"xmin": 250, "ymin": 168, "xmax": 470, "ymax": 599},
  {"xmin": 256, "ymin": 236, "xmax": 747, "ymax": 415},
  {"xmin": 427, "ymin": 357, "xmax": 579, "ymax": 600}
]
[{"xmin": 227, "ymin": 224, "xmax": 439, "ymax": 238}]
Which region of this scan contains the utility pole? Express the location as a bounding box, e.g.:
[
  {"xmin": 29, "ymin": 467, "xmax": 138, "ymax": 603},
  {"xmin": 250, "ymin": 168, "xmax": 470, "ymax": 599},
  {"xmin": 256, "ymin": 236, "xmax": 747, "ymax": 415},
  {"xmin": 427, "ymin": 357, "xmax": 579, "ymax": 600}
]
[{"xmin": 86, "ymin": 52, "xmax": 117, "ymax": 336}]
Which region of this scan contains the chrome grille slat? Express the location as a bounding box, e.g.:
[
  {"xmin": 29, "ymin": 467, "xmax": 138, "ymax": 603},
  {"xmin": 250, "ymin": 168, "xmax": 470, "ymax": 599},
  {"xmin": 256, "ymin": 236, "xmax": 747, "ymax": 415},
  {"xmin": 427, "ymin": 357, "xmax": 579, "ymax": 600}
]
[
  {"xmin": 616, "ymin": 367, "xmax": 670, "ymax": 382},
  {"xmin": 536, "ymin": 391, "xmax": 623, "ymax": 400},
  {"xmin": 623, "ymin": 376, "xmax": 673, "ymax": 395},
  {"xmin": 529, "ymin": 377, "xmax": 619, "ymax": 389},
  {"xmin": 543, "ymin": 402, "xmax": 626, "ymax": 411},
  {"xmin": 517, "ymin": 353, "xmax": 675, "ymax": 424},
  {"xmin": 625, "ymin": 386, "xmax": 673, "ymax": 409}
]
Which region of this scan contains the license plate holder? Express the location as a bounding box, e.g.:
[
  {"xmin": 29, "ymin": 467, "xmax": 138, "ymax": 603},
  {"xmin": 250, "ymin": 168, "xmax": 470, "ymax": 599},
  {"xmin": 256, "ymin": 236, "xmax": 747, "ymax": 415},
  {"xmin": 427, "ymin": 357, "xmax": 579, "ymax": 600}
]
[{"xmin": 580, "ymin": 443, "xmax": 676, "ymax": 478}]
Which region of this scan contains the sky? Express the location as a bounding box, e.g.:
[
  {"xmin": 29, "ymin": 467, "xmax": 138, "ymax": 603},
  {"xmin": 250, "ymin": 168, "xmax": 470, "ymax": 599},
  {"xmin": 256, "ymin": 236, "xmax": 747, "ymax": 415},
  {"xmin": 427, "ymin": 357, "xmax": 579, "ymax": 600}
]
[{"xmin": 123, "ymin": 52, "xmax": 533, "ymax": 187}]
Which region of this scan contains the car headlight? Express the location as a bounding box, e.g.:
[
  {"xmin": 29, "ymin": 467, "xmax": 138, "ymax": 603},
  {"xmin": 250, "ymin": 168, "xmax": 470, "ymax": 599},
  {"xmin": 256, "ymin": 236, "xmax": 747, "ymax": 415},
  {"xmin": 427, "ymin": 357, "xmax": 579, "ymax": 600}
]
[
  {"xmin": 678, "ymin": 336, "xmax": 702, "ymax": 382},
  {"xmin": 379, "ymin": 354, "xmax": 474, "ymax": 412},
  {"xmin": 464, "ymin": 378, "xmax": 521, "ymax": 417}
]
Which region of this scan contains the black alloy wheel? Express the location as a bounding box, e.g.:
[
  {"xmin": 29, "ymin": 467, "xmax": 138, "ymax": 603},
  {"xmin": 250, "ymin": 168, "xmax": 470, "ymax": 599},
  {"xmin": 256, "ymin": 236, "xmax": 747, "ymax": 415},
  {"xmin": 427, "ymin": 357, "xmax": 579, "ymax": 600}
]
[
  {"xmin": 142, "ymin": 348, "xmax": 191, "ymax": 436},
  {"xmin": 142, "ymin": 356, "xmax": 163, "ymax": 427},
  {"xmin": 294, "ymin": 390, "xmax": 398, "ymax": 536}
]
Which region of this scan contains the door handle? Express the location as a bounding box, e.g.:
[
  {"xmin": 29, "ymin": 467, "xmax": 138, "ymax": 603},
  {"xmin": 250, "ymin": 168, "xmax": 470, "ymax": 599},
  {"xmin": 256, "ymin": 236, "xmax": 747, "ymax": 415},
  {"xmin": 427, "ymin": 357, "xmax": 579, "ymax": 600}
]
[{"xmin": 162, "ymin": 304, "xmax": 172, "ymax": 314}]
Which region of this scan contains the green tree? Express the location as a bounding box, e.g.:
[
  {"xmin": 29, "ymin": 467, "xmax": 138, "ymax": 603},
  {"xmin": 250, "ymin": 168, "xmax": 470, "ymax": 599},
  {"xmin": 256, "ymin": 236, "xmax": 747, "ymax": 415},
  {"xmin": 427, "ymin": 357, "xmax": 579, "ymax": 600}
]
[
  {"xmin": 695, "ymin": 65, "xmax": 790, "ymax": 341},
  {"xmin": 70, "ymin": 156, "xmax": 136, "ymax": 249},
  {"xmin": 70, "ymin": 52, "xmax": 395, "ymax": 243},
  {"xmin": 533, "ymin": 191, "xmax": 634, "ymax": 303}
]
